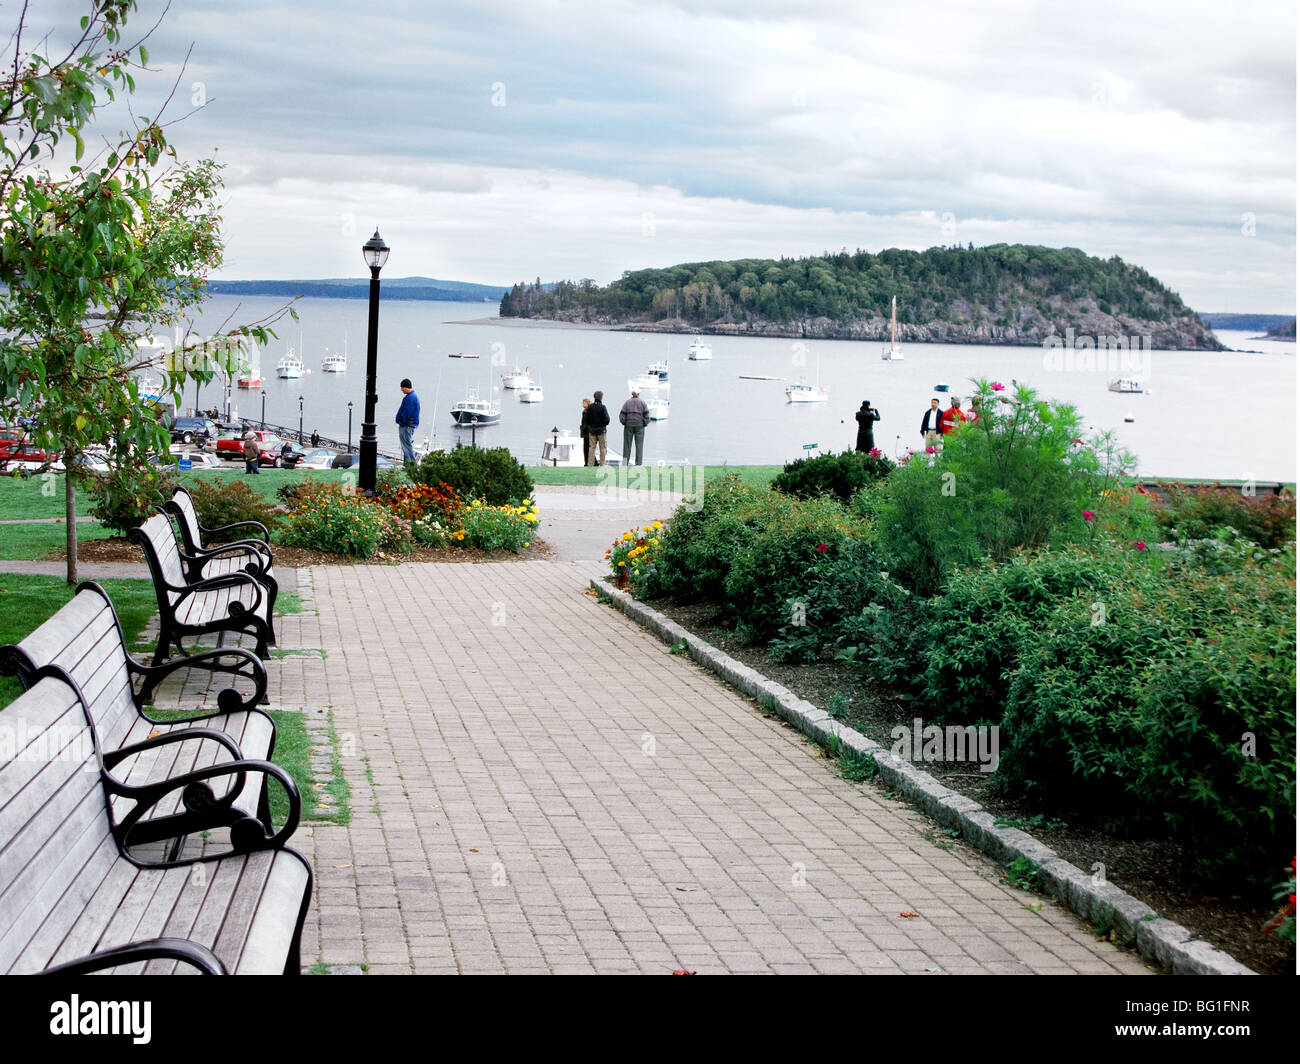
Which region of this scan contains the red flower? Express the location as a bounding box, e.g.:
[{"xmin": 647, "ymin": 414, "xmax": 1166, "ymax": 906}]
[
  {"xmin": 1134, "ymin": 539, "xmax": 1147, "ymax": 550},
  {"xmin": 1081, "ymin": 510, "xmax": 1095, "ymax": 522},
  {"xmin": 816, "ymin": 543, "xmax": 829, "ymax": 553}
]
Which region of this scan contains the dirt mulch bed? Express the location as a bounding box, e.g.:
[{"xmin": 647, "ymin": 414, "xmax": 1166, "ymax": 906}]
[
  {"xmin": 650, "ymin": 597, "xmax": 1294, "ymax": 977},
  {"xmin": 66, "ymin": 537, "xmax": 557, "ymax": 567}
]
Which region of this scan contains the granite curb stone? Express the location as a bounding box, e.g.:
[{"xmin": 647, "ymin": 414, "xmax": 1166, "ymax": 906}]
[{"xmin": 595, "ymin": 578, "xmax": 1256, "ymax": 976}]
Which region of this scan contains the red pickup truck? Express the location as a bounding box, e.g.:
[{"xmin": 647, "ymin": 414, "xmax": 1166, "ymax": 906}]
[{"xmin": 215, "ymin": 430, "xmax": 303, "ymax": 468}]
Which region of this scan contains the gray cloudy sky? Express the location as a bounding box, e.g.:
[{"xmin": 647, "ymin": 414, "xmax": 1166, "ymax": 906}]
[{"xmin": 26, "ymin": 0, "xmax": 1299, "ymax": 310}]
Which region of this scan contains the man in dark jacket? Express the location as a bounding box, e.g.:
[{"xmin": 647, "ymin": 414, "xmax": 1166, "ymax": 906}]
[
  {"xmin": 920, "ymin": 398, "xmax": 944, "ymax": 449},
  {"xmin": 620, "ymin": 389, "xmax": 651, "ymax": 466},
  {"xmin": 585, "ymin": 390, "xmax": 610, "ymax": 466}
]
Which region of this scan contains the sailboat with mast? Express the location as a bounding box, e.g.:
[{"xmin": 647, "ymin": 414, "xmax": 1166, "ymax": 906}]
[{"xmin": 881, "ymin": 295, "xmax": 904, "ymax": 361}]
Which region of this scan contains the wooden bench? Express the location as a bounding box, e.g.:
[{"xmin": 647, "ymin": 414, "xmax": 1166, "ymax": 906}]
[
  {"xmin": 0, "ymin": 582, "xmax": 276, "ymax": 851},
  {"xmin": 164, "ymin": 486, "xmax": 279, "ymax": 618},
  {"xmin": 0, "ymin": 667, "xmax": 311, "ymax": 974},
  {"xmin": 129, "ymin": 513, "xmax": 276, "ymax": 703}
]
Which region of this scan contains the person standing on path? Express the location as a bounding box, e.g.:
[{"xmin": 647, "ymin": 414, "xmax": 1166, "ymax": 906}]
[
  {"xmin": 395, "ymin": 378, "xmax": 420, "ymax": 463},
  {"xmin": 620, "ymin": 389, "xmax": 650, "ymax": 466},
  {"xmin": 580, "ymin": 397, "xmax": 592, "ymax": 467},
  {"xmin": 854, "ymin": 400, "xmax": 880, "ymax": 453},
  {"xmin": 310, "ymin": 428, "xmax": 320, "ymax": 448},
  {"xmin": 585, "ymin": 390, "xmax": 610, "ymax": 466},
  {"xmin": 242, "ymin": 429, "xmax": 261, "ymax": 474},
  {"xmin": 920, "ymin": 397, "xmax": 944, "ymax": 449}
]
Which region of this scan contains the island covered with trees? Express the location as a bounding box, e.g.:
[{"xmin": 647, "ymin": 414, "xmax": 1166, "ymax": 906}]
[{"xmin": 499, "ymin": 244, "xmax": 1223, "ymax": 350}]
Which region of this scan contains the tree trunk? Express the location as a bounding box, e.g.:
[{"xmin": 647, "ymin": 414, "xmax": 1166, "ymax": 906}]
[{"xmin": 64, "ymin": 454, "xmax": 78, "ymax": 587}]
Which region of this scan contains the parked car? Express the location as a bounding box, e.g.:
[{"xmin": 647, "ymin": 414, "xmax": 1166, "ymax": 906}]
[
  {"xmin": 169, "ymin": 416, "xmax": 219, "ymax": 446},
  {"xmin": 297, "ymin": 448, "xmax": 341, "ymax": 470},
  {"xmin": 329, "ymin": 452, "xmax": 397, "ymax": 470},
  {"xmin": 271, "ymin": 442, "xmax": 306, "ymax": 470},
  {"xmin": 216, "ymin": 430, "xmax": 284, "ymax": 464},
  {"xmin": 180, "ymin": 452, "xmax": 225, "ymax": 469}
]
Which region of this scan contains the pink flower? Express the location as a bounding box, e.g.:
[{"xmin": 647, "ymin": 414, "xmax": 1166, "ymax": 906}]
[
  {"xmin": 868, "ymin": 447, "xmax": 883, "ymax": 458},
  {"xmin": 1081, "ymin": 510, "xmax": 1095, "ymax": 522},
  {"xmin": 991, "ymin": 382, "xmax": 1005, "ymax": 391},
  {"xmin": 1134, "ymin": 539, "xmax": 1147, "ymax": 550},
  {"xmin": 924, "ymin": 447, "xmax": 936, "ymax": 454},
  {"xmin": 816, "ymin": 543, "xmax": 829, "ymax": 553},
  {"xmin": 1071, "ymin": 438, "xmax": 1083, "ymax": 445}
]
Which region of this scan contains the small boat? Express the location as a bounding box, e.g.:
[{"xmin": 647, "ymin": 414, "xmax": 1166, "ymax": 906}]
[
  {"xmin": 235, "ymin": 339, "xmax": 262, "ymax": 388},
  {"xmin": 519, "ymin": 384, "xmax": 544, "ymax": 403},
  {"xmin": 501, "ymin": 366, "xmax": 531, "ymax": 389},
  {"xmin": 688, "ymin": 337, "xmax": 712, "ymax": 361},
  {"xmin": 276, "ymin": 350, "xmax": 303, "ymax": 379},
  {"xmin": 881, "ymin": 295, "xmax": 904, "ymax": 360},
  {"xmin": 448, "ymin": 352, "xmax": 480, "ymax": 359},
  {"xmin": 785, "ymin": 378, "xmax": 828, "ymax": 403},
  {"xmin": 1124, "ymin": 412, "xmax": 1136, "ymax": 423},
  {"xmin": 450, "ymin": 390, "xmax": 501, "ymax": 425},
  {"xmin": 739, "ymin": 374, "xmax": 784, "ymax": 381},
  {"xmin": 647, "ymin": 396, "xmax": 670, "ymax": 421},
  {"xmin": 321, "ymin": 352, "xmax": 347, "ymax": 373},
  {"xmin": 627, "ymin": 361, "xmax": 670, "ymax": 393},
  {"xmin": 934, "ymin": 382, "xmax": 949, "ymax": 392},
  {"xmin": 1108, "ymin": 378, "xmax": 1144, "ymax": 393},
  {"xmin": 540, "ymin": 428, "xmax": 585, "ymax": 467}
]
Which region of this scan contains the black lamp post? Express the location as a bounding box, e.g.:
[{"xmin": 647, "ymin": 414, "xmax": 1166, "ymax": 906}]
[
  {"xmin": 298, "ymin": 395, "xmax": 304, "ymax": 444},
  {"xmin": 260, "ymin": 389, "xmax": 266, "ymax": 429},
  {"xmin": 359, "ymin": 228, "xmax": 389, "ymax": 493},
  {"xmin": 550, "ymin": 427, "xmax": 559, "ymax": 467},
  {"xmin": 347, "ymin": 401, "xmax": 353, "ymax": 453}
]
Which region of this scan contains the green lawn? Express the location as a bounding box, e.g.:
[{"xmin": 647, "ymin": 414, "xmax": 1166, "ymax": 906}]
[
  {"xmin": 0, "ymin": 575, "xmax": 159, "ymax": 702},
  {"xmin": 0, "ymin": 520, "xmax": 115, "ymax": 560}
]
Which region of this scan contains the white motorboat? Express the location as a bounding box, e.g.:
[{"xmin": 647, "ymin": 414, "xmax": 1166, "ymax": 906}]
[
  {"xmin": 627, "ymin": 360, "xmax": 670, "ymax": 393},
  {"xmin": 881, "ymin": 295, "xmax": 904, "ymax": 361},
  {"xmin": 688, "ymin": 337, "xmax": 712, "ymax": 361},
  {"xmin": 519, "ymin": 384, "xmax": 544, "ymax": 403},
  {"xmin": 1108, "ymin": 378, "xmax": 1144, "ymax": 393},
  {"xmin": 276, "ymin": 350, "xmax": 303, "ymax": 379},
  {"xmin": 647, "ymin": 396, "xmax": 670, "ymax": 421},
  {"xmin": 235, "ymin": 338, "xmax": 262, "ymax": 388},
  {"xmin": 785, "ymin": 378, "xmax": 828, "ymax": 403},
  {"xmin": 501, "ymin": 366, "xmax": 532, "ymax": 389},
  {"xmin": 540, "ymin": 428, "xmax": 585, "ymax": 467},
  {"xmin": 451, "ymin": 390, "xmax": 501, "ymax": 425},
  {"xmin": 321, "ymin": 352, "xmax": 346, "ymax": 373}
]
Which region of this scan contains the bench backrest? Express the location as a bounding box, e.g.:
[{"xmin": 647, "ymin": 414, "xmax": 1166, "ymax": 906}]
[
  {"xmin": 0, "ymin": 673, "xmax": 115, "ymax": 974},
  {"xmin": 0, "ymin": 585, "xmax": 141, "ymax": 752},
  {"xmin": 168, "ymin": 486, "xmax": 203, "ymax": 554},
  {"xmin": 131, "ymin": 513, "xmax": 187, "ymax": 607}
]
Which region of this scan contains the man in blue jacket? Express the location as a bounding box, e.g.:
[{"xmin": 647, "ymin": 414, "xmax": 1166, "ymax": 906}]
[{"xmin": 396, "ymin": 378, "xmax": 420, "ymax": 463}]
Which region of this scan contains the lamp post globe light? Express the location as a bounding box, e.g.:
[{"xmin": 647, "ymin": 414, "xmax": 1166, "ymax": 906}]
[
  {"xmin": 359, "ymin": 228, "xmax": 390, "ymax": 493},
  {"xmin": 260, "ymin": 389, "xmax": 266, "ymax": 429},
  {"xmin": 298, "ymin": 394, "xmax": 304, "ymax": 444},
  {"xmin": 347, "ymin": 401, "xmax": 353, "ymax": 453}
]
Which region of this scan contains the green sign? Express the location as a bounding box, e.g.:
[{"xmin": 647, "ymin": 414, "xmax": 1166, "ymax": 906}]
[{"xmin": 802, "ymin": 443, "xmax": 817, "ymax": 450}]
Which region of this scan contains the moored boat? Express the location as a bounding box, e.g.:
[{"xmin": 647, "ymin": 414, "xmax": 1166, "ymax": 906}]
[
  {"xmin": 688, "ymin": 337, "xmax": 712, "ymax": 361},
  {"xmin": 451, "ymin": 390, "xmax": 501, "ymax": 425},
  {"xmin": 519, "ymin": 384, "xmax": 544, "ymax": 403},
  {"xmin": 501, "ymin": 366, "xmax": 531, "ymax": 389},
  {"xmin": 881, "ymin": 295, "xmax": 904, "ymax": 361},
  {"xmin": 1108, "ymin": 378, "xmax": 1144, "ymax": 393},
  {"xmin": 785, "ymin": 378, "xmax": 828, "ymax": 403},
  {"xmin": 276, "ymin": 350, "xmax": 303, "ymax": 379}
]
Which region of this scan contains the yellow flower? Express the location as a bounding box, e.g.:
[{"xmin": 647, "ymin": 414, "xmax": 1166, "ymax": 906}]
[
  {"xmin": 622, "ymin": 532, "xmax": 634, "ymax": 541},
  {"xmin": 617, "ymin": 561, "xmax": 625, "ymax": 567},
  {"xmin": 653, "ymin": 521, "xmax": 662, "ymax": 529}
]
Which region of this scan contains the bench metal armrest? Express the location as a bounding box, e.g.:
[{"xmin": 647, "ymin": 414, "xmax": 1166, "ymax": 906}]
[
  {"xmin": 200, "ymin": 517, "xmax": 270, "ymax": 542},
  {"xmin": 117, "ymin": 758, "xmax": 301, "ymax": 861},
  {"xmin": 105, "ymin": 726, "xmax": 244, "ymax": 770},
  {"xmin": 190, "ymin": 538, "xmax": 274, "ymax": 568},
  {"xmin": 170, "ymin": 571, "xmax": 266, "ymax": 616},
  {"xmin": 40, "ymin": 938, "xmax": 226, "ymax": 975},
  {"xmin": 129, "ymin": 647, "xmax": 268, "ymax": 712}
]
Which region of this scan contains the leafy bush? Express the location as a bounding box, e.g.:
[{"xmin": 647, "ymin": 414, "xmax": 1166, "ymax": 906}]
[
  {"xmin": 1154, "ymin": 482, "xmax": 1296, "ymax": 549},
  {"xmin": 997, "ymin": 548, "xmax": 1296, "ymax": 886},
  {"xmin": 86, "ymin": 463, "xmax": 179, "ymax": 535},
  {"xmin": 185, "ymin": 478, "xmax": 282, "ymax": 541},
  {"xmin": 606, "ymin": 522, "xmax": 663, "ymax": 593},
  {"xmin": 375, "ymin": 466, "xmax": 409, "ymax": 495},
  {"xmin": 772, "ymin": 449, "xmax": 894, "ymax": 503},
  {"xmin": 724, "ymin": 495, "xmax": 865, "ymax": 641},
  {"xmin": 378, "ymin": 481, "xmax": 464, "ymax": 526},
  {"xmin": 876, "ymin": 381, "xmax": 1146, "ymax": 594},
  {"xmin": 278, "ymin": 484, "xmax": 412, "ymax": 558},
  {"xmin": 457, "ymin": 498, "xmax": 537, "ymax": 553},
  {"xmin": 651, "ymin": 475, "xmax": 776, "ymax": 603},
  {"xmin": 412, "ymin": 445, "xmax": 533, "ymax": 506}
]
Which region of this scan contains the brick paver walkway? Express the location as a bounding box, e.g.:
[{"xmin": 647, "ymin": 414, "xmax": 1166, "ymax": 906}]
[{"xmin": 273, "ymin": 561, "xmax": 1150, "ymax": 975}]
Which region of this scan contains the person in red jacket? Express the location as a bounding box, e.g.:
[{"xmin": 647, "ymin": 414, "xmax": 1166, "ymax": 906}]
[{"xmin": 941, "ymin": 396, "xmax": 965, "ymax": 435}]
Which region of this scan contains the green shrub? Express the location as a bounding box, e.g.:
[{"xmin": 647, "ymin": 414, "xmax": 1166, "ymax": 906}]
[
  {"xmin": 1154, "ymin": 482, "xmax": 1296, "ymax": 549},
  {"xmin": 768, "ymin": 536, "xmax": 888, "ymax": 664},
  {"xmin": 278, "ymin": 485, "xmax": 412, "ymax": 558},
  {"xmin": 185, "ymin": 478, "xmax": 282, "ymax": 541},
  {"xmin": 86, "ymin": 463, "xmax": 179, "ymax": 535},
  {"xmin": 997, "ymin": 549, "xmax": 1296, "ymax": 886},
  {"xmin": 772, "ymin": 449, "xmax": 894, "ymax": 503},
  {"xmin": 411, "ymin": 446, "xmax": 532, "ymax": 506},
  {"xmin": 875, "ymin": 381, "xmax": 1146, "ymax": 594}
]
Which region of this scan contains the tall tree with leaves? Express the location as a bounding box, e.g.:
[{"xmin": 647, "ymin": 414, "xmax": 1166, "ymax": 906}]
[{"xmin": 0, "ymin": 1, "xmax": 287, "ymax": 583}]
